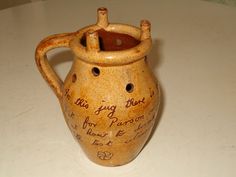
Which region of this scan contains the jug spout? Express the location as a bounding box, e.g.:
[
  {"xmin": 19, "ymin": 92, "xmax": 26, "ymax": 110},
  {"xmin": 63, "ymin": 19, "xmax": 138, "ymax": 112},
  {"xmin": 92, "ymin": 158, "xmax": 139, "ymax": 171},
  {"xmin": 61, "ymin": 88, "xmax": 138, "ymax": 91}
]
[
  {"xmin": 140, "ymin": 20, "xmax": 151, "ymax": 41},
  {"xmin": 97, "ymin": 7, "xmax": 109, "ymax": 28},
  {"xmin": 86, "ymin": 30, "xmax": 100, "ymax": 52}
]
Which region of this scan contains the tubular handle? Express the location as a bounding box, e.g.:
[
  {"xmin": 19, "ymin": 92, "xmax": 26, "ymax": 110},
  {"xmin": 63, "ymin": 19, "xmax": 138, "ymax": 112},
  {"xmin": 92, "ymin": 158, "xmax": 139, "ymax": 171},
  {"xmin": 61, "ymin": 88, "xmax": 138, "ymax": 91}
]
[{"xmin": 35, "ymin": 33, "xmax": 75, "ymax": 100}]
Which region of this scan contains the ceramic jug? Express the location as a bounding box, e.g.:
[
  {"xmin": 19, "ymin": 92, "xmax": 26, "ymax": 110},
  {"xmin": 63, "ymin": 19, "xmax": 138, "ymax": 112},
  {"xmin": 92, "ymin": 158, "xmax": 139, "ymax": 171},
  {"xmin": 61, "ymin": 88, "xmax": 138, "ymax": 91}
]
[{"xmin": 35, "ymin": 7, "xmax": 160, "ymax": 166}]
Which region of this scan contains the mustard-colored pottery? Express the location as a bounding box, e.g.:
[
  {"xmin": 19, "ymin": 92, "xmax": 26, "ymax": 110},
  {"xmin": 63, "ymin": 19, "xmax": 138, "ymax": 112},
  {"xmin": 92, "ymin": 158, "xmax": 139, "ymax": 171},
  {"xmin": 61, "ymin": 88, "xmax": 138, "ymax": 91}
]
[{"xmin": 35, "ymin": 7, "xmax": 160, "ymax": 166}]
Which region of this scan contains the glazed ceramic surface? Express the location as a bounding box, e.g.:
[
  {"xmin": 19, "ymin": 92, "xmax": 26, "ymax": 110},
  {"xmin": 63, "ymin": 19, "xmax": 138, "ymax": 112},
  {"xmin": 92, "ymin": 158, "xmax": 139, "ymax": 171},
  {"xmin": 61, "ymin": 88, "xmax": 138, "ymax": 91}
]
[{"xmin": 35, "ymin": 7, "xmax": 160, "ymax": 166}]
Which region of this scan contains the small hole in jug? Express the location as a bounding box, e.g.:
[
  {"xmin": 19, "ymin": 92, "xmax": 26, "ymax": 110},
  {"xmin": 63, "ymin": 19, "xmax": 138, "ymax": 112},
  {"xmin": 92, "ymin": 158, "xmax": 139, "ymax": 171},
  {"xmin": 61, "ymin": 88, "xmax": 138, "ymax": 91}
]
[
  {"xmin": 72, "ymin": 74, "xmax": 77, "ymax": 83},
  {"xmin": 126, "ymin": 83, "xmax": 134, "ymax": 93},
  {"xmin": 115, "ymin": 38, "xmax": 122, "ymax": 46},
  {"xmin": 92, "ymin": 67, "xmax": 100, "ymax": 76}
]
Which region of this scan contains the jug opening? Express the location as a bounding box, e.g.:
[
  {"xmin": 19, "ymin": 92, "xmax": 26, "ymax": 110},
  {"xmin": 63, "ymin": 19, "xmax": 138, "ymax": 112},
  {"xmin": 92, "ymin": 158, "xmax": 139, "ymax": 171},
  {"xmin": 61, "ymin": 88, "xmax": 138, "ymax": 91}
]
[{"xmin": 81, "ymin": 29, "xmax": 140, "ymax": 51}]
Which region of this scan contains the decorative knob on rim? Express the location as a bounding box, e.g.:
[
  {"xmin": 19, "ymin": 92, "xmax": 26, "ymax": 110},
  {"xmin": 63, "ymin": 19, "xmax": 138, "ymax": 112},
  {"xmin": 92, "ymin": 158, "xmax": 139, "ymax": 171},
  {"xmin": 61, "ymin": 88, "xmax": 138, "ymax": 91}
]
[{"xmin": 97, "ymin": 7, "xmax": 109, "ymax": 28}]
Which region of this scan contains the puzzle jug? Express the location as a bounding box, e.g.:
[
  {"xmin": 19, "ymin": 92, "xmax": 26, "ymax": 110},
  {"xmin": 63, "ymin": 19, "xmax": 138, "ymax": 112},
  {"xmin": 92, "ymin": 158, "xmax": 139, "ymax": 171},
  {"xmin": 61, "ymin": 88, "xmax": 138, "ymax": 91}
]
[{"xmin": 35, "ymin": 7, "xmax": 160, "ymax": 166}]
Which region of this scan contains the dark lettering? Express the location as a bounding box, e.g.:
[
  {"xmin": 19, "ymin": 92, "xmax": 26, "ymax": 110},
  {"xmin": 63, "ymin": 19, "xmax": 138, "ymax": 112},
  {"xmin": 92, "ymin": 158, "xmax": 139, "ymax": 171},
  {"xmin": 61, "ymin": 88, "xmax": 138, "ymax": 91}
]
[
  {"xmin": 71, "ymin": 123, "xmax": 78, "ymax": 130},
  {"xmin": 105, "ymin": 140, "xmax": 113, "ymax": 146},
  {"xmin": 92, "ymin": 139, "xmax": 103, "ymax": 146},
  {"xmin": 68, "ymin": 112, "xmax": 75, "ymax": 118},
  {"xmin": 109, "ymin": 117, "xmax": 118, "ymax": 127},
  {"xmin": 94, "ymin": 105, "xmax": 116, "ymax": 118},
  {"xmin": 82, "ymin": 116, "xmax": 97, "ymax": 129},
  {"xmin": 74, "ymin": 98, "xmax": 89, "ymax": 109},
  {"xmin": 109, "ymin": 115, "xmax": 144, "ymax": 127},
  {"xmin": 115, "ymin": 130, "xmax": 126, "ymax": 137},
  {"xmin": 135, "ymin": 115, "xmax": 155, "ymax": 132},
  {"xmin": 92, "ymin": 139, "xmax": 113, "ymax": 146},
  {"xmin": 124, "ymin": 128, "xmax": 149, "ymax": 144},
  {"xmin": 87, "ymin": 128, "xmax": 108, "ymax": 138},
  {"xmin": 65, "ymin": 88, "xmax": 71, "ymax": 100},
  {"xmin": 75, "ymin": 134, "xmax": 81, "ymax": 141},
  {"xmin": 125, "ymin": 97, "xmax": 145, "ymax": 108},
  {"xmin": 150, "ymin": 90, "xmax": 155, "ymax": 98}
]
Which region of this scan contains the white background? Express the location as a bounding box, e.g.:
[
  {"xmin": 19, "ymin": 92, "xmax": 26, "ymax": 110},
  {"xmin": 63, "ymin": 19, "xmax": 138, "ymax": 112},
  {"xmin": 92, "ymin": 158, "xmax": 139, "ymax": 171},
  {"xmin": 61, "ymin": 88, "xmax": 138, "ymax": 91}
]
[{"xmin": 0, "ymin": 0, "xmax": 236, "ymax": 176}]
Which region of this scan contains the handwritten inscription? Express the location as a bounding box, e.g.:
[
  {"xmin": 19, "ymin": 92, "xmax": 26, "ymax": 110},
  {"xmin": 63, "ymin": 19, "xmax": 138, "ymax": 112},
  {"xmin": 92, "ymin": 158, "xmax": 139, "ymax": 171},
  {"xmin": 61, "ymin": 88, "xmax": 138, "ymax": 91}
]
[
  {"xmin": 92, "ymin": 139, "xmax": 113, "ymax": 146},
  {"xmin": 71, "ymin": 123, "xmax": 78, "ymax": 130},
  {"xmin": 125, "ymin": 97, "xmax": 145, "ymax": 108},
  {"xmin": 94, "ymin": 104, "xmax": 116, "ymax": 118},
  {"xmin": 86, "ymin": 128, "xmax": 108, "ymax": 138},
  {"xmin": 65, "ymin": 88, "xmax": 71, "ymax": 100},
  {"xmin": 149, "ymin": 88, "xmax": 155, "ymax": 98},
  {"xmin": 68, "ymin": 112, "xmax": 75, "ymax": 118},
  {"xmin": 134, "ymin": 114, "xmax": 155, "ymax": 132},
  {"xmin": 81, "ymin": 116, "xmax": 107, "ymax": 137},
  {"xmin": 124, "ymin": 128, "xmax": 149, "ymax": 144},
  {"xmin": 97, "ymin": 151, "xmax": 113, "ymax": 160},
  {"xmin": 66, "ymin": 96, "xmax": 156, "ymax": 150},
  {"xmin": 66, "ymin": 110, "xmax": 75, "ymax": 119},
  {"xmin": 74, "ymin": 98, "xmax": 89, "ymax": 109},
  {"xmin": 124, "ymin": 115, "xmax": 156, "ymax": 143},
  {"xmin": 82, "ymin": 116, "xmax": 97, "ymax": 129},
  {"xmin": 76, "ymin": 134, "xmax": 81, "ymax": 141},
  {"xmin": 106, "ymin": 140, "xmax": 113, "ymax": 146},
  {"xmin": 92, "ymin": 139, "xmax": 103, "ymax": 146},
  {"xmin": 115, "ymin": 129, "xmax": 126, "ymax": 137},
  {"xmin": 109, "ymin": 115, "xmax": 144, "ymax": 127}
]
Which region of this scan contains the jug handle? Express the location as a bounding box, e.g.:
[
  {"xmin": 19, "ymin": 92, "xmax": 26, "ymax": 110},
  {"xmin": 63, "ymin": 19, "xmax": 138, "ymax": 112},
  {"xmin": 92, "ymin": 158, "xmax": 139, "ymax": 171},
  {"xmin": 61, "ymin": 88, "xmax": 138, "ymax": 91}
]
[{"xmin": 35, "ymin": 33, "xmax": 75, "ymax": 100}]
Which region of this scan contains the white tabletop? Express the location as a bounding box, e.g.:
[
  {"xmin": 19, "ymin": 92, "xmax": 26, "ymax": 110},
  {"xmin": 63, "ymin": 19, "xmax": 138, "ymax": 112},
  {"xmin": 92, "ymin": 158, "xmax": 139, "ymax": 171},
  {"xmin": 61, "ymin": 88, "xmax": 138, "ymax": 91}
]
[{"xmin": 0, "ymin": 0, "xmax": 236, "ymax": 176}]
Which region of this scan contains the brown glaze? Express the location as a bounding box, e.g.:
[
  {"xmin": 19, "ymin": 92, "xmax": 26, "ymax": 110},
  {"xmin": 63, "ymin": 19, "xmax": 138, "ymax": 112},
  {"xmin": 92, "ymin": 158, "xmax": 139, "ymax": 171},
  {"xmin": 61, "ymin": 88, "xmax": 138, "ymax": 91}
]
[{"xmin": 35, "ymin": 7, "xmax": 160, "ymax": 167}]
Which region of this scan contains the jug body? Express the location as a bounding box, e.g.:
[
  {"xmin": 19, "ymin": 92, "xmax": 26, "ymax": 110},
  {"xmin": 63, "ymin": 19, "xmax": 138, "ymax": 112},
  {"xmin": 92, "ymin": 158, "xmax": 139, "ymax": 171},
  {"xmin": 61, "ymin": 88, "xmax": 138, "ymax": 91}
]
[
  {"xmin": 35, "ymin": 7, "xmax": 160, "ymax": 166},
  {"xmin": 62, "ymin": 57, "xmax": 159, "ymax": 166}
]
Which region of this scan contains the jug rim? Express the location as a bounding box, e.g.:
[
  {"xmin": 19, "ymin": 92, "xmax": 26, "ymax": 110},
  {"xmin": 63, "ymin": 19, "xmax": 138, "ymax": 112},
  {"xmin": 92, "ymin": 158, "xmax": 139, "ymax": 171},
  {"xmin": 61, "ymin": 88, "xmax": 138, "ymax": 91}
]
[{"xmin": 70, "ymin": 23, "xmax": 152, "ymax": 66}]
